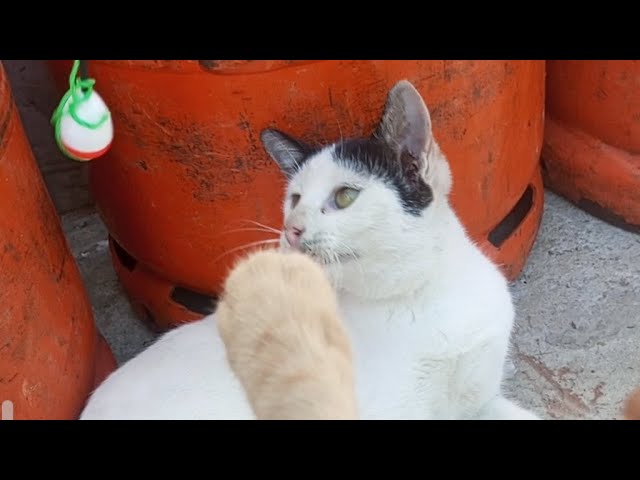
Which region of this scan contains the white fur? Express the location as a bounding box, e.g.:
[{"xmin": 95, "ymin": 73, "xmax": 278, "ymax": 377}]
[
  {"xmin": 81, "ymin": 146, "xmax": 537, "ymax": 420},
  {"xmin": 278, "ymin": 148, "xmax": 537, "ymax": 419}
]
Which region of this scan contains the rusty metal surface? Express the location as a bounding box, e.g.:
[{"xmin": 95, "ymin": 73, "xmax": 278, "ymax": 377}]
[
  {"xmin": 0, "ymin": 64, "xmax": 115, "ymax": 419},
  {"xmin": 543, "ymin": 60, "xmax": 640, "ymax": 231},
  {"xmin": 48, "ymin": 60, "xmax": 545, "ymax": 328}
]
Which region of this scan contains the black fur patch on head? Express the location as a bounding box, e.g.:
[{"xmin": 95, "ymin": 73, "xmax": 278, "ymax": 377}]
[{"xmin": 333, "ymin": 138, "xmax": 433, "ymax": 216}]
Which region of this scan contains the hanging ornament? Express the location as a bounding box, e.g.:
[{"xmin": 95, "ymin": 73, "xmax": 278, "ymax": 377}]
[{"xmin": 51, "ymin": 60, "xmax": 113, "ymax": 161}]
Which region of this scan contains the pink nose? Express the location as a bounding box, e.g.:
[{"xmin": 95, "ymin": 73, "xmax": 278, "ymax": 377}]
[{"xmin": 285, "ymin": 226, "xmax": 305, "ymax": 249}]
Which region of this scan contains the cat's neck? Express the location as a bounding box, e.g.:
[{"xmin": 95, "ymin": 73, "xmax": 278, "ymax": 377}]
[{"xmin": 332, "ymin": 198, "xmax": 476, "ymax": 302}]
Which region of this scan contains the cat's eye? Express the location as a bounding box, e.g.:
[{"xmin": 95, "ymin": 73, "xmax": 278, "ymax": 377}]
[
  {"xmin": 290, "ymin": 194, "xmax": 301, "ymax": 208},
  {"xmin": 334, "ymin": 187, "xmax": 360, "ymax": 209}
]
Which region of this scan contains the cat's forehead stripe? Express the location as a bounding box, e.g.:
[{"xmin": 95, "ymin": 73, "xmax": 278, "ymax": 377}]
[{"xmin": 295, "ymin": 138, "xmax": 433, "ymax": 216}]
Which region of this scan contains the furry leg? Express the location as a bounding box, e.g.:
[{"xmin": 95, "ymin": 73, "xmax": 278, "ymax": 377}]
[{"xmin": 474, "ymin": 395, "xmax": 540, "ymax": 420}]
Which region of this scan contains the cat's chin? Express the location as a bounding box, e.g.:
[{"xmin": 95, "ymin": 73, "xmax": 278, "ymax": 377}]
[
  {"xmin": 278, "ymin": 243, "xmax": 358, "ymax": 266},
  {"xmin": 302, "ymin": 251, "xmax": 359, "ymax": 267}
]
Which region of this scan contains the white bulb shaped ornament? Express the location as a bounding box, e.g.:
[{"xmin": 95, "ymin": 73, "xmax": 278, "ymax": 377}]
[{"xmin": 58, "ymin": 87, "xmax": 113, "ymax": 161}]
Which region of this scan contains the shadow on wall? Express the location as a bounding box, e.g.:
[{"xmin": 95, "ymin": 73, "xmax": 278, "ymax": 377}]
[{"xmin": 3, "ymin": 60, "xmax": 92, "ymax": 214}]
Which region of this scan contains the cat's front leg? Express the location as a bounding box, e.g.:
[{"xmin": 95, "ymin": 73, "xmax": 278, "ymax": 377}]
[{"xmin": 452, "ymin": 336, "xmax": 540, "ymax": 420}]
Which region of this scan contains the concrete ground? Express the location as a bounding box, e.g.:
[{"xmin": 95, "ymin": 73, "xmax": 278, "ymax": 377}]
[{"xmin": 61, "ymin": 191, "xmax": 640, "ymax": 420}]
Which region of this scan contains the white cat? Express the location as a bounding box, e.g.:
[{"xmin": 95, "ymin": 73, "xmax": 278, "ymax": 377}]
[{"xmin": 80, "ymin": 80, "xmax": 539, "ymax": 420}]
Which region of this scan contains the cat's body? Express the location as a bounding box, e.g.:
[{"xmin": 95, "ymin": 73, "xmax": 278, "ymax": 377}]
[
  {"xmin": 81, "ymin": 315, "xmax": 253, "ymax": 419},
  {"xmin": 336, "ymin": 217, "xmax": 519, "ymax": 419},
  {"xmin": 83, "ymin": 250, "xmax": 357, "ymax": 420},
  {"xmin": 81, "ymin": 80, "xmax": 538, "ymax": 420}
]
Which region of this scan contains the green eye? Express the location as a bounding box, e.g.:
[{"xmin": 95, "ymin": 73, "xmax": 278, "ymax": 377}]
[{"xmin": 334, "ymin": 187, "xmax": 360, "ymax": 209}]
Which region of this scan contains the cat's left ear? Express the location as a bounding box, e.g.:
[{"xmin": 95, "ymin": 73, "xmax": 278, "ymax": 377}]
[
  {"xmin": 374, "ymin": 80, "xmax": 434, "ymax": 173},
  {"xmin": 261, "ymin": 128, "xmax": 311, "ymax": 178}
]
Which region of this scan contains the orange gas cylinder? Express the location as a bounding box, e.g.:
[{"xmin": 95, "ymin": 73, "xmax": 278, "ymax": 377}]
[
  {"xmin": 0, "ymin": 63, "xmax": 116, "ymax": 419},
  {"xmin": 49, "ymin": 60, "xmax": 545, "ymax": 330},
  {"xmin": 543, "ymin": 60, "xmax": 640, "ymax": 231}
]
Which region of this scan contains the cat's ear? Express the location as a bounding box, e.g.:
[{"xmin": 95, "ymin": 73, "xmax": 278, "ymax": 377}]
[
  {"xmin": 374, "ymin": 79, "xmax": 434, "ymax": 164},
  {"xmin": 261, "ymin": 129, "xmax": 310, "ymax": 178}
]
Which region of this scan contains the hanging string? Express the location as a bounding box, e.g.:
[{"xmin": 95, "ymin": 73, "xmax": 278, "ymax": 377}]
[{"xmin": 50, "ymin": 60, "xmax": 110, "ymax": 153}]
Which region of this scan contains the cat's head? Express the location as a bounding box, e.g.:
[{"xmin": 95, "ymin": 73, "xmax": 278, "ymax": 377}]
[{"xmin": 260, "ymin": 80, "xmax": 453, "ymax": 295}]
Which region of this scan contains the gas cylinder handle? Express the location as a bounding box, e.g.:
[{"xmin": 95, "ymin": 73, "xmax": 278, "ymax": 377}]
[{"xmin": 197, "ymin": 60, "xmax": 312, "ymax": 75}]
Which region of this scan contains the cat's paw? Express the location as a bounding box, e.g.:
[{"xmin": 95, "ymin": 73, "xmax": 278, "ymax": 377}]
[{"xmin": 216, "ymin": 249, "xmax": 357, "ymax": 420}]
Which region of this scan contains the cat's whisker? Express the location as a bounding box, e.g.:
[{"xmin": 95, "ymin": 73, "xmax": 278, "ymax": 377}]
[
  {"xmin": 217, "ymin": 227, "xmax": 281, "ymax": 237},
  {"xmin": 330, "ymin": 251, "xmax": 343, "ymax": 287},
  {"xmin": 335, "ymin": 113, "xmax": 344, "ymax": 145},
  {"xmin": 338, "ymin": 241, "xmax": 365, "ymax": 280},
  {"xmin": 212, "ymin": 239, "xmax": 281, "ymax": 263},
  {"xmin": 237, "ymin": 219, "xmax": 283, "ymax": 236}
]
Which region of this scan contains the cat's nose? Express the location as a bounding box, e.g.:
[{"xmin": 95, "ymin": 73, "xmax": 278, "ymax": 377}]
[{"xmin": 285, "ymin": 226, "xmax": 305, "ymax": 249}]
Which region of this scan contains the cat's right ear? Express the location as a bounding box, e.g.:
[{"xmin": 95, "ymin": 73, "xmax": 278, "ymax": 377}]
[{"xmin": 260, "ymin": 129, "xmax": 310, "ymax": 178}]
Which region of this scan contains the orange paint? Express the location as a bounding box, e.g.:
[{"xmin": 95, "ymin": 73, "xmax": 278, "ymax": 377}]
[
  {"xmin": 0, "ymin": 64, "xmax": 116, "ymax": 419},
  {"xmin": 543, "ymin": 60, "xmax": 640, "ymax": 231},
  {"xmin": 64, "ymin": 142, "xmax": 112, "ymax": 161},
  {"xmin": 49, "ymin": 60, "xmax": 546, "ymax": 330}
]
